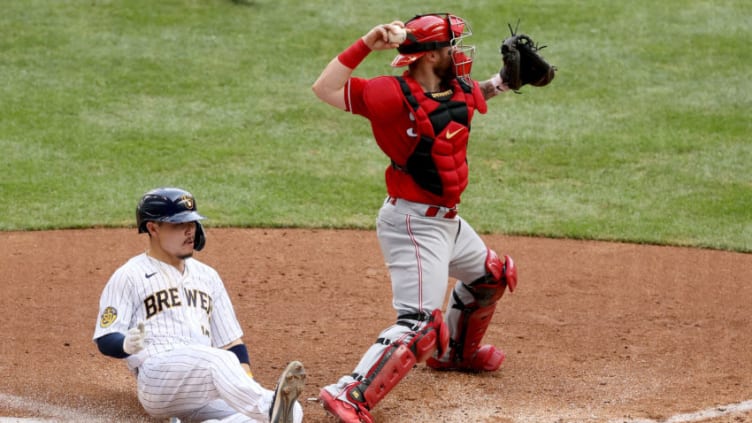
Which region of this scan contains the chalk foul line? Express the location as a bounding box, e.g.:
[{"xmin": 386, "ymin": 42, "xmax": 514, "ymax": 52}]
[
  {"xmin": 610, "ymin": 399, "xmax": 752, "ymax": 423},
  {"xmin": 0, "ymin": 393, "xmax": 107, "ymax": 423}
]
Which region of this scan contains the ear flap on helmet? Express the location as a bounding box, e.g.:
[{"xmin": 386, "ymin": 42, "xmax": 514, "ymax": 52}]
[{"xmin": 194, "ymin": 221, "xmax": 206, "ymax": 251}]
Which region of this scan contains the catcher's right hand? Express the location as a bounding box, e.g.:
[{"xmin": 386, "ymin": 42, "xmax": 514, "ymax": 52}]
[{"xmin": 499, "ymin": 25, "xmax": 555, "ymax": 91}]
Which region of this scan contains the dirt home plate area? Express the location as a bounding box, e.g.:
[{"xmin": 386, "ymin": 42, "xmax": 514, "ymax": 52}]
[{"xmin": 1, "ymin": 228, "xmax": 750, "ymax": 422}]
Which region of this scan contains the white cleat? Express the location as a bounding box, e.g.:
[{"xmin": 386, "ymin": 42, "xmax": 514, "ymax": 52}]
[{"xmin": 269, "ymin": 360, "xmax": 306, "ymax": 423}]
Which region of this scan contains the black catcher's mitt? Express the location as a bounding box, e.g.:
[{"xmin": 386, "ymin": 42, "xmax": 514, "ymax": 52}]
[{"xmin": 499, "ymin": 24, "xmax": 555, "ymax": 91}]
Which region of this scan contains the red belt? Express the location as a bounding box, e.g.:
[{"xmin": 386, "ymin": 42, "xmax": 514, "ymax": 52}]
[{"xmin": 388, "ymin": 197, "xmax": 457, "ymax": 219}]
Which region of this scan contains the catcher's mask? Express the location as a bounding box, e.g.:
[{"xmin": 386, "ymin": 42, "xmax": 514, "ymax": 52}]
[
  {"xmin": 136, "ymin": 187, "xmax": 206, "ymax": 251},
  {"xmin": 391, "ymin": 13, "xmax": 475, "ymax": 83}
]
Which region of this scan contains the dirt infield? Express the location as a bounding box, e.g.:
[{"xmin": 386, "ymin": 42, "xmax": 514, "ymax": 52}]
[{"xmin": 1, "ymin": 228, "xmax": 750, "ymax": 422}]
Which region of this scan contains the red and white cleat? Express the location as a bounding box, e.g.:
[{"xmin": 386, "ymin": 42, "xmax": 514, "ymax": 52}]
[
  {"xmin": 426, "ymin": 344, "xmax": 506, "ymax": 372},
  {"xmin": 319, "ymin": 387, "xmax": 374, "ymax": 423}
]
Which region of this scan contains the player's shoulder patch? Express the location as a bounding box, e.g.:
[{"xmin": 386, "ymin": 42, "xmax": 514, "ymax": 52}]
[{"xmin": 99, "ymin": 306, "xmax": 118, "ymax": 328}]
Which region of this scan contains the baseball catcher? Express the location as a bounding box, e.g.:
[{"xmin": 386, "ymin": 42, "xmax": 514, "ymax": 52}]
[{"xmin": 312, "ymin": 12, "xmax": 553, "ymax": 423}]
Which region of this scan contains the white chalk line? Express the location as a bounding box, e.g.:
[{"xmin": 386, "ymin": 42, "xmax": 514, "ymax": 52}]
[
  {"xmin": 609, "ymin": 399, "xmax": 752, "ymax": 423},
  {"xmin": 0, "ymin": 393, "xmax": 108, "ymax": 423}
]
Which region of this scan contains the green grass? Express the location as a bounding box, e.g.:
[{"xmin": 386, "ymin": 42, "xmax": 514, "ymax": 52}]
[{"xmin": 1, "ymin": 0, "xmax": 750, "ymax": 252}]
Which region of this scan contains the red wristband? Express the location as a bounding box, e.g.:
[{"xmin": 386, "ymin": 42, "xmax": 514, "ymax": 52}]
[{"xmin": 338, "ymin": 38, "xmax": 371, "ymax": 69}]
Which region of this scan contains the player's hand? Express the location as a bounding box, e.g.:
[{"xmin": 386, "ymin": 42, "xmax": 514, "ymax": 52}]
[
  {"xmin": 362, "ymin": 21, "xmax": 405, "ymax": 51},
  {"xmin": 123, "ymin": 322, "xmax": 145, "ymax": 355}
]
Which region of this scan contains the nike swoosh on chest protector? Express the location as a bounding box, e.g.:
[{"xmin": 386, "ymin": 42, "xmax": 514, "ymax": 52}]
[{"xmin": 446, "ymin": 128, "xmax": 463, "ymax": 139}]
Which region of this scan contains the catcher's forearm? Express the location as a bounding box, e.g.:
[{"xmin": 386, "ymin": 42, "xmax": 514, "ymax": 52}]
[
  {"xmin": 312, "ymin": 57, "xmax": 355, "ymax": 110},
  {"xmin": 312, "ymin": 39, "xmax": 371, "ymax": 110}
]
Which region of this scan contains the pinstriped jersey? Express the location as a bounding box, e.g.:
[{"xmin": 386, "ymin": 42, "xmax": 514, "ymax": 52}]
[{"xmin": 93, "ymin": 253, "xmax": 243, "ymax": 372}]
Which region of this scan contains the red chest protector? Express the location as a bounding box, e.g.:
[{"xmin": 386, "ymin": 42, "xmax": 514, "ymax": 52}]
[{"xmin": 393, "ymin": 76, "xmax": 482, "ymax": 205}]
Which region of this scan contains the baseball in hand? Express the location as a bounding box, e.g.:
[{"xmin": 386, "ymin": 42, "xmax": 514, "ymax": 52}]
[{"xmin": 388, "ymin": 27, "xmax": 407, "ymax": 44}]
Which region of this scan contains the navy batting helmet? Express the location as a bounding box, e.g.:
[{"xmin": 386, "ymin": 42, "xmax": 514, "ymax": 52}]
[{"xmin": 136, "ymin": 187, "xmax": 206, "ymax": 251}]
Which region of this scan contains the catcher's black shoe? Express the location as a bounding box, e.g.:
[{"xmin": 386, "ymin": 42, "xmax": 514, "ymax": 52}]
[{"xmin": 269, "ymin": 360, "xmax": 306, "ymax": 423}]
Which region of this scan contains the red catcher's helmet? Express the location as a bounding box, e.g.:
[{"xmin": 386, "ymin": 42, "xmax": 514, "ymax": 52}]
[{"xmin": 391, "ymin": 13, "xmax": 475, "ymax": 82}]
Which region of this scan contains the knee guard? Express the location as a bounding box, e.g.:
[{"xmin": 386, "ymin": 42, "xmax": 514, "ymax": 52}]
[
  {"xmin": 348, "ymin": 310, "xmax": 448, "ymax": 411},
  {"xmin": 441, "ymin": 250, "xmax": 517, "ymax": 368},
  {"xmin": 469, "ymin": 249, "xmax": 517, "ymax": 306}
]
